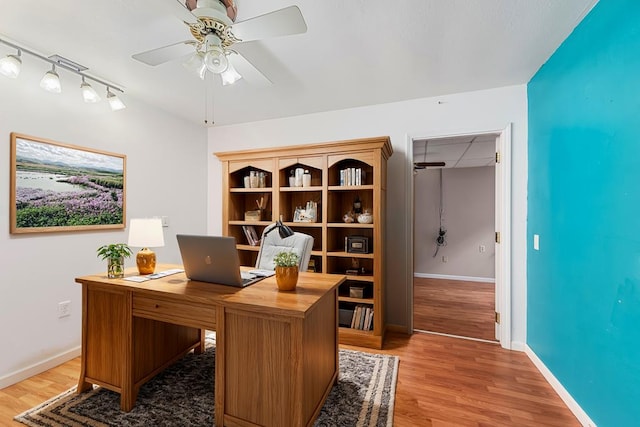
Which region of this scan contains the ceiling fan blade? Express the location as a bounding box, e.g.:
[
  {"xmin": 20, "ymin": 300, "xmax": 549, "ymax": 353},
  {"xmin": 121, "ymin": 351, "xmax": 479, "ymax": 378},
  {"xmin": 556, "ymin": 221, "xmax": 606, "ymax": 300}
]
[
  {"xmin": 161, "ymin": 0, "xmax": 199, "ymax": 25},
  {"xmin": 229, "ymin": 52, "xmax": 272, "ymax": 87},
  {"xmin": 231, "ymin": 6, "xmax": 307, "ymax": 42},
  {"xmin": 414, "ymin": 162, "xmax": 446, "ymax": 168},
  {"xmin": 132, "ymin": 40, "xmax": 195, "ymax": 66}
]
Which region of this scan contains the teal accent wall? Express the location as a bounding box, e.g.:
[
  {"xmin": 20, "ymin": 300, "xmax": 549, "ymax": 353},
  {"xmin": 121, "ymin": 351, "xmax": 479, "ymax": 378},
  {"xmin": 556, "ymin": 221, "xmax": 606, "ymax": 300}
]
[{"xmin": 528, "ymin": 1, "xmax": 640, "ymax": 425}]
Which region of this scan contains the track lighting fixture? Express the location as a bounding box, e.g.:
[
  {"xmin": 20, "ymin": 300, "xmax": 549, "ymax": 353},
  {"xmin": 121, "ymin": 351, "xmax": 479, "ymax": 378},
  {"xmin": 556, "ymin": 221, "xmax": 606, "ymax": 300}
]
[
  {"xmin": 0, "ymin": 36, "xmax": 125, "ymax": 111},
  {"xmin": 80, "ymin": 76, "xmax": 101, "ymax": 103},
  {"xmin": 0, "ymin": 48, "xmax": 21, "ymax": 78},
  {"xmin": 40, "ymin": 64, "xmax": 62, "ymax": 93},
  {"xmin": 107, "ymin": 87, "xmax": 126, "ymax": 111}
]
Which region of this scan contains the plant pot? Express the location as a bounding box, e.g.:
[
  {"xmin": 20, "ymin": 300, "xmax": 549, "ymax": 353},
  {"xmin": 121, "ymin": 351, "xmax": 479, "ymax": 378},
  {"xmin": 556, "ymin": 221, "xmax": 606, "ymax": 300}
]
[
  {"xmin": 275, "ymin": 266, "xmax": 298, "ymax": 291},
  {"xmin": 108, "ymin": 257, "xmax": 125, "ymax": 279}
]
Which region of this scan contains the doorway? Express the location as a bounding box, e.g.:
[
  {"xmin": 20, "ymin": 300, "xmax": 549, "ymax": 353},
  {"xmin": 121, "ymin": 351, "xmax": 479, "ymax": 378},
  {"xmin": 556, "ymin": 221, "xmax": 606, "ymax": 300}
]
[{"xmin": 406, "ymin": 127, "xmax": 512, "ymax": 348}]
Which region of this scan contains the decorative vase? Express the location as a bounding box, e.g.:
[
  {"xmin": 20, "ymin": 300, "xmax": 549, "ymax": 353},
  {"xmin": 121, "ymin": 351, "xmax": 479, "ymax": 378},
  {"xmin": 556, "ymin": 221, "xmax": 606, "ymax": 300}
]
[
  {"xmin": 275, "ymin": 266, "xmax": 298, "ymax": 291},
  {"xmin": 108, "ymin": 257, "xmax": 125, "ymax": 279},
  {"xmin": 357, "ymin": 212, "xmax": 373, "ymax": 224}
]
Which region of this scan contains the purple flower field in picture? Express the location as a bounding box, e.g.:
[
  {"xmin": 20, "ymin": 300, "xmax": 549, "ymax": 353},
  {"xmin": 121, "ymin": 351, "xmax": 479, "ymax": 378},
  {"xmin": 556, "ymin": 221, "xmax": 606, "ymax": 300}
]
[
  {"xmin": 15, "ymin": 177, "xmax": 123, "ymax": 228},
  {"xmin": 11, "ymin": 134, "xmax": 125, "ymax": 232}
]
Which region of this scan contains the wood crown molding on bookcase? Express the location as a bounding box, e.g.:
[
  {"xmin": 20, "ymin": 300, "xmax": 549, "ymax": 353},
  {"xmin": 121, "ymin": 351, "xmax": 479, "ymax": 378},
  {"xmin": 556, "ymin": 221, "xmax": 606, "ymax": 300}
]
[{"xmin": 215, "ymin": 136, "xmax": 392, "ymax": 349}]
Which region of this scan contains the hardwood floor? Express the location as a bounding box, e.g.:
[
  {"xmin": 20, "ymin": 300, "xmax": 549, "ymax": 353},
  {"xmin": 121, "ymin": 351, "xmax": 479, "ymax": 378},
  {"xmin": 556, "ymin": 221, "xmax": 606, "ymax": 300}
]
[
  {"xmin": 0, "ymin": 357, "xmax": 80, "ymax": 424},
  {"xmin": 414, "ymin": 277, "xmax": 496, "ymax": 341},
  {"xmin": 1, "ymin": 332, "xmax": 579, "ymax": 426}
]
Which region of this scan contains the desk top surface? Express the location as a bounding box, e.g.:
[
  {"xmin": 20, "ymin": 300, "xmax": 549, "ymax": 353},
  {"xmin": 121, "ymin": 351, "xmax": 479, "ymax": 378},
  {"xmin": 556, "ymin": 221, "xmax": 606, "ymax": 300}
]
[{"xmin": 76, "ymin": 264, "xmax": 345, "ymax": 317}]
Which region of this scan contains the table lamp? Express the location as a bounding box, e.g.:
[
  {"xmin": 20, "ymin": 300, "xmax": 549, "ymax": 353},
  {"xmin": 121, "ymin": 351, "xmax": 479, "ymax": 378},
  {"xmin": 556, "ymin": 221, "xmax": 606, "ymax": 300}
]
[{"xmin": 127, "ymin": 218, "xmax": 165, "ymax": 275}]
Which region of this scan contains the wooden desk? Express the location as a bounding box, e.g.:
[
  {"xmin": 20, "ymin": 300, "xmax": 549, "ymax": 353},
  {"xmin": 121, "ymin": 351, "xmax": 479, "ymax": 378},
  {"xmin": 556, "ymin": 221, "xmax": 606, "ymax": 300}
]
[{"xmin": 75, "ymin": 264, "xmax": 343, "ymax": 427}]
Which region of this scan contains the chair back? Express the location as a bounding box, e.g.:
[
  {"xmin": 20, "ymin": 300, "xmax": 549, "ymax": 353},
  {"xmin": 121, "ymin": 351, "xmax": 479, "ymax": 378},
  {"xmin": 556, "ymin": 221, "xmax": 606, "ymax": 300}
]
[{"xmin": 255, "ymin": 224, "xmax": 314, "ymax": 271}]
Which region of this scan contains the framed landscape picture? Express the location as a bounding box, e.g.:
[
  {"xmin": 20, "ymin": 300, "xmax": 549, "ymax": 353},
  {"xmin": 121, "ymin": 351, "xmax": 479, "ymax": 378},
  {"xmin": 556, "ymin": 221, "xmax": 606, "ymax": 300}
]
[{"xmin": 10, "ymin": 133, "xmax": 126, "ymax": 234}]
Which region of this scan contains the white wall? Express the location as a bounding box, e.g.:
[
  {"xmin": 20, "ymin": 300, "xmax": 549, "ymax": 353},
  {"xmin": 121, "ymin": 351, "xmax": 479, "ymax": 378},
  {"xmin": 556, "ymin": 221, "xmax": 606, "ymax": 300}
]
[
  {"xmin": 0, "ymin": 65, "xmax": 208, "ymax": 386},
  {"xmin": 208, "ymin": 84, "xmax": 528, "ymax": 346},
  {"xmin": 414, "ymin": 166, "xmax": 495, "ymax": 279}
]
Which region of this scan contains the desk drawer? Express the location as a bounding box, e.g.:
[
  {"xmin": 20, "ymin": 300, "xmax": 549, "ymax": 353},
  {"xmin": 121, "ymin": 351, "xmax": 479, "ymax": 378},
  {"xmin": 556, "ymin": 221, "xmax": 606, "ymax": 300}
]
[{"xmin": 133, "ymin": 295, "xmax": 217, "ymax": 330}]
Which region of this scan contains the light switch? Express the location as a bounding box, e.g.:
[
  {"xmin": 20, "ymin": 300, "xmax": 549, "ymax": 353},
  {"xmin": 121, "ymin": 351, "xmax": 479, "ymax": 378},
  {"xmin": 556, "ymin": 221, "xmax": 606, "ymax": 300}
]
[
  {"xmin": 161, "ymin": 216, "xmax": 169, "ymax": 227},
  {"xmin": 533, "ymin": 234, "xmax": 540, "ymax": 251}
]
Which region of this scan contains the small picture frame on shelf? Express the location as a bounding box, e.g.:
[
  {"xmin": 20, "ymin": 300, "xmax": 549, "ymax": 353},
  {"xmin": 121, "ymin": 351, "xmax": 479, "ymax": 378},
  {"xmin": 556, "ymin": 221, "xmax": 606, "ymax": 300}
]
[{"xmin": 293, "ymin": 201, "xmax": 318, "ymax": 223}]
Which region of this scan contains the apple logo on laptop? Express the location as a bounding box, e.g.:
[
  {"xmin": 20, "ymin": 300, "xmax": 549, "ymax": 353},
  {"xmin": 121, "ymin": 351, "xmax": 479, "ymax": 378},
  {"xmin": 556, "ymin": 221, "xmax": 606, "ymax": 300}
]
[{"xmin": 205, "ymin": 255, "xmax": 212, "ymax": 265}]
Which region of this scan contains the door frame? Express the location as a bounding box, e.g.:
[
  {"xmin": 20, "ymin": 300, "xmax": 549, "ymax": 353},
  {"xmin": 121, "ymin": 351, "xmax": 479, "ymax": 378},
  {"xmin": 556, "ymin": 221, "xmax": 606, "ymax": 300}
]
[{"xmin": 405, "ymin": 124, "xmax": 512, "ymax": 349}]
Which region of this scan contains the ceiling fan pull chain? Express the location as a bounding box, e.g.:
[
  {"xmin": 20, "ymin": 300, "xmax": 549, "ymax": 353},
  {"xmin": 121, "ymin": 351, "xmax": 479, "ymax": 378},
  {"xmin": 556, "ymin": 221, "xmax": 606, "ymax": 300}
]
[{"xmin": 204, "ymin": 71, "xmax": 215, "ymax": 125}]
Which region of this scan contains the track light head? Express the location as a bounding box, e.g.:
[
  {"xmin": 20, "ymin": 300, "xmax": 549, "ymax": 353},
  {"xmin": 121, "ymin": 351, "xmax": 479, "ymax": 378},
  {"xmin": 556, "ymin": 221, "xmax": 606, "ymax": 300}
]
[
  {"xmin": 0, "ymin": 49, "xmax": 22, "ymax": 79},
  {"xmin": 80, "ymin": 77, "xmax": 101, "ymax": 103},
  {"xmin": 107, "ymin": 87, "xmax": 126, "ymax": 111},
  {"xmin": 40, "ymin": 65, "xmax": 61, "ymax": 93}
]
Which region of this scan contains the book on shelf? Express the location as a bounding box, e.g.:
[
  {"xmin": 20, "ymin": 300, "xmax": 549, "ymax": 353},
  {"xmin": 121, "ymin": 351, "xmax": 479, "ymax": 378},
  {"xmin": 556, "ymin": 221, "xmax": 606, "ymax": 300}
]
[
  {"xmin": 349, "ymin": 304, "xmax": 374, "ymax": 330},
  {"xmin": 339, "ymin": 167, "xmax": 366, "ymax": 186},
  {"xmin": 242, "ymin": 225, "xmax": 260, "ymax": 246}
]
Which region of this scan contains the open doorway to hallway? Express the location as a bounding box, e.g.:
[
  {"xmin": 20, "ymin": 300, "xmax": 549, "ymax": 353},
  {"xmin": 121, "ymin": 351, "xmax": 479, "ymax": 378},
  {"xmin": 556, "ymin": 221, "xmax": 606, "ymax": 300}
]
[{"xmin": 412, "ymin": 133, "xmax": 499, "ymax": 342}]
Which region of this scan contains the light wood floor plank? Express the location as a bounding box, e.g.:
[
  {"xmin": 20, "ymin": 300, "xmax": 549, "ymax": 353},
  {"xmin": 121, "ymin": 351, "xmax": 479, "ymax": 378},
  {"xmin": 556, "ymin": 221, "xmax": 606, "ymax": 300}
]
[{"xmin": 413, "ymin": 277, "xmax": 496, "ymax": 341}]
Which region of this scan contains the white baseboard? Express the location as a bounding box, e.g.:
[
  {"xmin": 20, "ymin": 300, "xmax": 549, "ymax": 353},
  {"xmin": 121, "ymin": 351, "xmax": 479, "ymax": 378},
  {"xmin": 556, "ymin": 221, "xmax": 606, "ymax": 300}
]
[
  {"xmin": 525, "ymin": 345, "xmax": 596, "ymax": 427},
  {"xmin": 414, "ymin": 272, "xmax": 495, "ymax": 283},
  {"xmin": 510, "ymin": 340, "xmax": 526, "ymax": 352},
  {"xmin": 0, "ymin": 346, "xmax": 81, "ymax": 390}
]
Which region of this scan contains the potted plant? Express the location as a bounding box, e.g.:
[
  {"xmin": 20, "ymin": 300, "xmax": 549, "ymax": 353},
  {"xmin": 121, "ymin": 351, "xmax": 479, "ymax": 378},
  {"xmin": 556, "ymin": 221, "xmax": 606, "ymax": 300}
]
[
  {"xmin": 273, "ymin": 250, "xmax": 300, "ymax": 291},
  {"xmin": 97, "ymin": 243, "xmax": 132, "ymax": 279}
]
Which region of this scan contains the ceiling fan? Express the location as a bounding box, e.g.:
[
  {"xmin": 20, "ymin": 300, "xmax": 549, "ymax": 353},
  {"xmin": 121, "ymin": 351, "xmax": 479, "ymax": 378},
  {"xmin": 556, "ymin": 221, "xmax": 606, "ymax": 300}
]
[
  {"xmin": 414, "ymin": 140, "xmax": 445, "ymax": 171},
  {"xmin": 132, "ymin": 0, "xmax": 307, "ymax": 86}
]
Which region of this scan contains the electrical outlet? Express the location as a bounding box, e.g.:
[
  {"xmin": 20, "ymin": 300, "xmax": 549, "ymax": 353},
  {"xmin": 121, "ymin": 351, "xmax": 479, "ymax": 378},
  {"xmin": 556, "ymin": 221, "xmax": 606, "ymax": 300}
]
[
  {"xmin": 58, "ymin": 301, "xmax": 71, "ymax": 318},
  {"xmin": 479, "ymin": 245, "xmax": 486, "ymax": 253}
]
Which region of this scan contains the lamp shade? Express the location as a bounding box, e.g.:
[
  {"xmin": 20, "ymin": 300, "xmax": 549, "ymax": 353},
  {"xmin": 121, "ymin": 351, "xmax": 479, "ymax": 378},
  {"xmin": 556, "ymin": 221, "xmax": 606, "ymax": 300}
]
[
  {"xmin": 81, "ymin": 79, "xmax": 101, "ymax": 103},
  {"xmin": 204, "ymin": 46, "xmax": 228, "ymax": 74},
  {"xmin": 40, "ymin": 66, "xmax": 61, "ymax": 93},
  {"xmin": 221, "ymin": 60, "xmax": 242, "ymax": 85},
  {"xmin": 107, "ymin": 88, "xmax": 126, "ymax": 111},
  {"xmin": 0, "ymin": 53, "xmax": 21, "ymax": 78},
  {"xmin": 128, "ymin": 218, "xmax": 165, "ymax": 248}
]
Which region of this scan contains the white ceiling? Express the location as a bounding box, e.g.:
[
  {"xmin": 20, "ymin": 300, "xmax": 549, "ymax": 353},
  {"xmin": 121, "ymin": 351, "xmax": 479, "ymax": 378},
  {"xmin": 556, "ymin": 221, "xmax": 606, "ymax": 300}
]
[
  {"xmin": 0, "ymin": 0, "xmax": 597, "ymax": 127},
  {"xmin": 413, "ymin": 134, "xmax": 499, "ymax": 169}
]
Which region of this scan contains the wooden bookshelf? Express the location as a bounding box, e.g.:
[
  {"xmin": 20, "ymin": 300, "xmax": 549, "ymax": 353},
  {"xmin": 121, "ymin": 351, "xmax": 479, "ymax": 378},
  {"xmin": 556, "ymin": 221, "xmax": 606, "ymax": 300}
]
[{"xmin": 215, "ymin": 136, "xmax": 392, "ymax": 349}]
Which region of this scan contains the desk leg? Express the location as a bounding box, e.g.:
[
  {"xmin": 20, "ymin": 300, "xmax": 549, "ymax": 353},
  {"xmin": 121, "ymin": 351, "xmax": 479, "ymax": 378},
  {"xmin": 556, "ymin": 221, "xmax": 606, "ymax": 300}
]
[
  {"xmin": 194, "ymin": 329, "xmax": 206, "ymax": 355},
  {"xmin": 120, "ymin": 290, "xmax": 135, "ymax": 412},
  {"xmin": 77, "ymin": 285, "xmax": 92, "ymax": 394},
  {"xmin": 214, "ymin": 309, "xmax": 225, "ymax": 427}
]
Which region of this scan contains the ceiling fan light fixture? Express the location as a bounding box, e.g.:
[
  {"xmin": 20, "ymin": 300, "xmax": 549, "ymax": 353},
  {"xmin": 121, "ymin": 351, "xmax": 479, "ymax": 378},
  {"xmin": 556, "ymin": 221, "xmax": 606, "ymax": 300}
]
[
  {"xmin": 80, "ymin": 77, "xmax": 101, "ymax": 103},
  {"xmin": 204, "ymin": 47, "xmax": 228, "ymax": 74},
  {"xmin": 183, "ymin": 51, "xmax": 207, "ymax": 80},
  {"xmin": 0, "ymin": 49, "xmax": 22, "ymax": 78},
  {"xmin": 107, "ymin": 87, "xmax": 126, "ymax": 111},
  {"xmin": 40, "ymin": 64, "xmax": 62, "ymax": 93},
  {"xmin": 221, "ymin": 60, "xmax": 241, "ymax": 85}
]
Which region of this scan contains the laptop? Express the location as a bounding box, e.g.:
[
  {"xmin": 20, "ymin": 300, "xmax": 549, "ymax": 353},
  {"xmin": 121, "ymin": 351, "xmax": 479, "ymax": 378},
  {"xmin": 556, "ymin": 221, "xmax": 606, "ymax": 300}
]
[{"xmin": 176, "ymin": 234, "xmax": 267, "ymax": 287}]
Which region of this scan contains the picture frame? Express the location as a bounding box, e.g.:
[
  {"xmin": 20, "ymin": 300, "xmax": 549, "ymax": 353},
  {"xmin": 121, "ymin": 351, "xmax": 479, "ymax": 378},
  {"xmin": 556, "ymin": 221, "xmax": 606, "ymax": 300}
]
[{"xmin": 10, "ymin": 133, "xmax": 126, "ymax": 234}]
